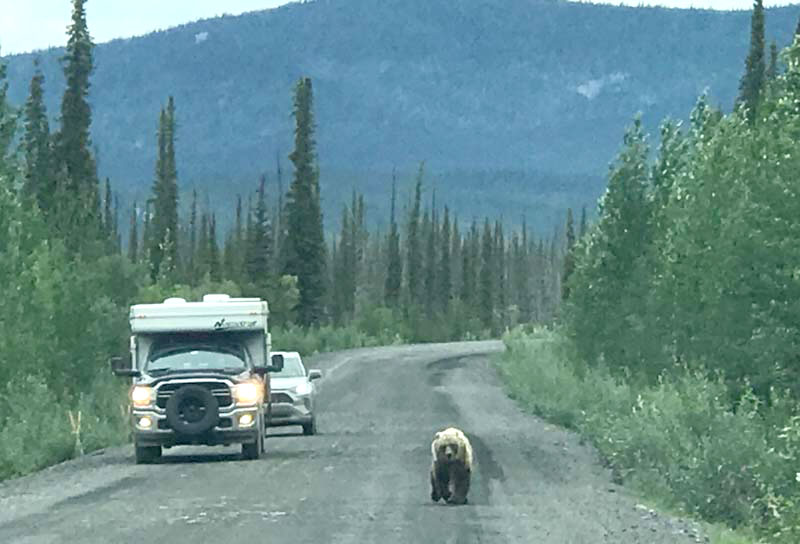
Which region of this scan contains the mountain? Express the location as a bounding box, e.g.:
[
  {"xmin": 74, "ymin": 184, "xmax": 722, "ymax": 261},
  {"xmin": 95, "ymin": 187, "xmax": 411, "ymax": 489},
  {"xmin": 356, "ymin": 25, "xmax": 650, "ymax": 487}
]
[{"xmin": 3, "ymin": 0, "xmax": 800, "ymax": 233}]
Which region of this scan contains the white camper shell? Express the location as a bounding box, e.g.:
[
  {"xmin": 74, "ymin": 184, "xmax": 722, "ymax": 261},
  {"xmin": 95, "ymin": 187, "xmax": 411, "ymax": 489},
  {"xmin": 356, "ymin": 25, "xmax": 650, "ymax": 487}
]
[
  {"xmin": 115, "ymin": 294, "xmax": 279, "ymax": 464},
  {"xmin": 129, "ymin": 294, "xmax": 273, "ymax": 371}
]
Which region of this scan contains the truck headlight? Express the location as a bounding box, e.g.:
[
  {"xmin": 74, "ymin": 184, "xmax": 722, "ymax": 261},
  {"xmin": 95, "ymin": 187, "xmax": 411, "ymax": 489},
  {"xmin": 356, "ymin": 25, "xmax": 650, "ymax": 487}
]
[
  {"xmin": 233, "ymin": 382, "xmax": 262, "ymax": 405},
  {"xmin": 294, "ymin": 382, "xmax": 312, "ymax": 396},
  {"xmin": 131, "ymin": 386, "xmax": 153, "ymax": 408}
]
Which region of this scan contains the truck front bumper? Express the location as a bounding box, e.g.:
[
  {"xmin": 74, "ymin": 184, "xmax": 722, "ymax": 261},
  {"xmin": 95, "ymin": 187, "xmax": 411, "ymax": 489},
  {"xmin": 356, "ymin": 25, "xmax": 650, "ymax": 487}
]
[{"xmin": 132, "ymin": 406, "xmax": 260, "ymax": 447}]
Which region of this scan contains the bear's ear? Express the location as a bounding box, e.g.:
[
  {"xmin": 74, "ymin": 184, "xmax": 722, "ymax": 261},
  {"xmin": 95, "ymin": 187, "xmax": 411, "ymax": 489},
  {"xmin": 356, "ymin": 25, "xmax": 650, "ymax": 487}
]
[{"xmin": 434, "ymin": 431, "xmax": 442, "ymax": 440}]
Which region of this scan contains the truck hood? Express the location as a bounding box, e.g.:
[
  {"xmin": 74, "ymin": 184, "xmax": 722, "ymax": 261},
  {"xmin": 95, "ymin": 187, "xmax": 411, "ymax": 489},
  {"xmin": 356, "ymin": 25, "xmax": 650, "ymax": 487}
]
[{"xmin": 138, "ymin": 370, "xmax": 251, "ymax": 385}]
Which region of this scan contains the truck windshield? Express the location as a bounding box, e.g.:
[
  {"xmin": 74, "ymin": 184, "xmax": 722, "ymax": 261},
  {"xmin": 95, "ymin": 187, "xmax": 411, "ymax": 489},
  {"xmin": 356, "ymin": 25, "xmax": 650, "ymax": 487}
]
[{"xmin": 146, "ymin": 344, "xmax": 247, "ymax": 374}]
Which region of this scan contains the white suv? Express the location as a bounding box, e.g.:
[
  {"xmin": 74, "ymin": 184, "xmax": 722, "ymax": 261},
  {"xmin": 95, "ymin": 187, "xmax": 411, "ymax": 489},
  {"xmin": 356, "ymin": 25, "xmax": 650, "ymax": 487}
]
[{"xmin": 266, "ymin": 351, "xmax": 321, "ymax": 435}]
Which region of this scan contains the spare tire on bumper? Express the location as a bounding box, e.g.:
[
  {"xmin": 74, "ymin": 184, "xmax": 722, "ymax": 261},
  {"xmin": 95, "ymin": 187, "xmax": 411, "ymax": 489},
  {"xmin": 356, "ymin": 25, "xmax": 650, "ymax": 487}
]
[{"xmin": 165, "ymin": 384, "xmax": 220, "ymax": 435}]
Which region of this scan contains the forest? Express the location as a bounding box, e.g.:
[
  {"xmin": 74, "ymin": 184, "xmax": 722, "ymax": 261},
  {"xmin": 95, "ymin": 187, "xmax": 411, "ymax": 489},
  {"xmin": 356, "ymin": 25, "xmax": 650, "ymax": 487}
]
[
  {"xmin": 0, "ymin": 0, "xmax": 565, "ymax": 480},
  {"xmin": 496, "ymin": 2, "xmax": 800, "ymax": 541}
]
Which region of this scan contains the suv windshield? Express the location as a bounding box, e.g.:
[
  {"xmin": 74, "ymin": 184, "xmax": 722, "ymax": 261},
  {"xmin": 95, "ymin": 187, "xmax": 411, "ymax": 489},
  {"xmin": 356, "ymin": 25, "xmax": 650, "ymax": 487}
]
[
  {"xmin": 146, "ymin": 343, "xmax": 247, "ymax": 374},
  {"xmin": 273, "ymin": 354, "xmax": 305, "ymax": 378}
]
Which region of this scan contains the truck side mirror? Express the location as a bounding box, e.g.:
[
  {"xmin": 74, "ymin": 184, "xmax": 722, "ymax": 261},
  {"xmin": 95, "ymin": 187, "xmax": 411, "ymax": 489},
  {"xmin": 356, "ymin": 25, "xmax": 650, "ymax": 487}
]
[
  {"xmin": 308, "ymin": 369, "xmax": 322, "ymax": 381},
  {"xmin": 268, "ymin": 353, "xmax": 284, "ymax": 372},
  {"xmin": 110, "ymin": 355, "xmax": 140, "ymax": 378}
]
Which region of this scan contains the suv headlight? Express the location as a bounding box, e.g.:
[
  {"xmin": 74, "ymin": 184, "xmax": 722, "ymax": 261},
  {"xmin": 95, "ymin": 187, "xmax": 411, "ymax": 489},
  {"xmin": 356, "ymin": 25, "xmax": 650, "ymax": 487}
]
[
  {"xmin": 233, "ymin": 382, "xmax": 262, "ymax": 405},
  {"xmin": 294, "ymin": 382, "xmax": 312, "ymax": 396},
  {"xmin": 131, "ymin": 386, "xmax": 154, "ymax": 408}
]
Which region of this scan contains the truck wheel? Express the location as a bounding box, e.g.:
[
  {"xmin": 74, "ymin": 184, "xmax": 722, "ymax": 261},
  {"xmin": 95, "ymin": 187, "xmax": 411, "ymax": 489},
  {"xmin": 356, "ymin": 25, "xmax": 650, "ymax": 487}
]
[
  {"xmin": 242, "ymin": 431, "xmax": 263, "ymax": 460},
  {"xmin": 135, "ymin": 444, "xmax": 161, "ymax": 464},
  {"xmin": 302, "ymin": 418, "xmax": 316, "ymax": 436}
]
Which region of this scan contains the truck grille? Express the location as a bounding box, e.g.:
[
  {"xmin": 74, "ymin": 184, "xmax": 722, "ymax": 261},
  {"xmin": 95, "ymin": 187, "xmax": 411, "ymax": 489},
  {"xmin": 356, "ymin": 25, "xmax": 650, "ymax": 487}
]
[
  {"xmin": 156, "ymin": 382, "xmax": 233, "ymax": 409},
  {"xmin": 271, "ymin": 392, "xmax": 293, "ymax": 404}
]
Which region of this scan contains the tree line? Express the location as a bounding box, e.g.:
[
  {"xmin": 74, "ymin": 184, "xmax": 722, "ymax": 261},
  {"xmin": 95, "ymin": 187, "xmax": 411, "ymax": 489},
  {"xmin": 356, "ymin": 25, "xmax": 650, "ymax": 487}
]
[{"xmin": 563, "ymin": 0, "xmax": 800, "ymax": 402}]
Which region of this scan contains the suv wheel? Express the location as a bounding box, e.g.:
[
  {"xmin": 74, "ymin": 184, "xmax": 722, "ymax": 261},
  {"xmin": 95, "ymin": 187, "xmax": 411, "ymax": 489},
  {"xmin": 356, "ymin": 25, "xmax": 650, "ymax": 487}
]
[
  {"xmin": 135, "ymin": 444, "xmax": 161, "ymax": 464},
  {"xmin": 302, "ymin": 418, "xmax": 316, "ymax": 436}
]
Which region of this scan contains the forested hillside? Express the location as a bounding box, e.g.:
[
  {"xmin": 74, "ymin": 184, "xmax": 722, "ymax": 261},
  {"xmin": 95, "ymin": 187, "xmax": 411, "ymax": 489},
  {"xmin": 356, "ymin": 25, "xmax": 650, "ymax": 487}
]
[{"xmin": 3, "ymin": 0, "xmax": 800, "ymax": 232}]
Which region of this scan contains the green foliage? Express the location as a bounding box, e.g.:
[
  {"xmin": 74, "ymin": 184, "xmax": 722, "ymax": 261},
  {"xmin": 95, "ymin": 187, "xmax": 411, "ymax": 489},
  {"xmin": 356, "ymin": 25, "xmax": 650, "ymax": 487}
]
[
  {"xmin": 284, "ymin": 77, "xmax": 326, "ymax": 326},
  {"xmin": 737, "ymin": 0, "xmax": 767, "ymax": 121},
  {"xmin": 148, "ymin": 98, "xmax": 179, "ymax": 280},
  {"xmin": 496, "ymin": 329, "xmax": 800, "ymax": 542},
  {"xmin": 384, "ymin": 174, "xmax": 402, "ymax": 308},
  {"xmin": 54, "ymin": 0, "xmax": 101, "ymax": 248}
]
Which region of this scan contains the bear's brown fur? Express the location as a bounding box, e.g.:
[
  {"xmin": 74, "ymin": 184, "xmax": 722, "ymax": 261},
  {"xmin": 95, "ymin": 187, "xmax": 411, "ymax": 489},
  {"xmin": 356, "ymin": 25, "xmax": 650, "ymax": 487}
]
[{"xmin": 430, "ymin": 427, "xmax": 473, "ymax": 505}]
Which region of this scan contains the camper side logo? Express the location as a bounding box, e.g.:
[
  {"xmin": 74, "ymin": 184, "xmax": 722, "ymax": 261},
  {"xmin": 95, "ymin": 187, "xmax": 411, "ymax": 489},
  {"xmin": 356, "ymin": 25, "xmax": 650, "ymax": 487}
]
[{"xmin": 213, "ymin": 318, "xmax": 258, "ymax": 331}]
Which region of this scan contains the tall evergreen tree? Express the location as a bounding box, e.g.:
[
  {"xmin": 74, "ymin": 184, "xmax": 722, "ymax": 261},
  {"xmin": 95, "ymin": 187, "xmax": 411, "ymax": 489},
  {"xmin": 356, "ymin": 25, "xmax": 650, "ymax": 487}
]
[
  {"xmin": 737, "ymin": 0, "xmax": 766, "ymax": 121},
  {"xmin": 283, "ymin": 78, "xmax": 326, "ymax": 326},
  {"xmin": 148, "ymin": 98, "xmax": 179, "ymax": 280},
  {"xmin": 562, "ymin": 208, "xmax": 576, "ymax": 301},
  {"xmin": 385, "ymin": 171, "xmax": 402, "ymax": 308},
  {"xmin": 579, "ymin": 206, "xmax": 588, "ymax": 238},
  {"xmin": 479, "ymin": 219, "xmax": 495, "ymax": 329},
  {"xmin": 494, "ymin": 220, "xmax": 507, "ymax": 330},
  {"xmin": 423, "ymin": 208, "xmax": 437, "ymax": 317},
  {"xmin": 247, "ymin": 176, "xmax": 273, "ymax": 287},
  {"xmin": 767, "ymin": 40, "xmax": 779, "ymax": 80},
  {"xmin": 406, "ymin": 163, "xmax": 424, "ymax": 306},
  {"xmin": 56, "ymin": 0, "xmax": 100, "ymax": 244},
  {"xmin": 188, "ymin": 189, "xmax": 198, "ymax": 283},
  {"xmin": 22, "ymin": 61, "xmax": 54, "ymax": 215},
  {"xmin": 197, "ymin": 212, "xmax": 209, "ymax": 279},
  {"xmin": 103, "ymin": 177, "xmax": 113, "ymax": 238},
  {"xmin": 128, "ymin": 201, "xmax": 138, "ymax": 262},
  {"xmin": 438, "ymin": 206, "xmax": 452, "ymax": 313},
  {"xmin": 208, "ymin": 214, "xmax": 220, "ymax": 282}
]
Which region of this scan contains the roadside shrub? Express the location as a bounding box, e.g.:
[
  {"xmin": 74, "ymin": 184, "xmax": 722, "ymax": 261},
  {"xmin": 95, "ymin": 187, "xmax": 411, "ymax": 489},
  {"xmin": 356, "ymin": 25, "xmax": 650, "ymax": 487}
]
[{"xmin": 496, "ymin": 327, "xmax": 800, "ymax": 542}]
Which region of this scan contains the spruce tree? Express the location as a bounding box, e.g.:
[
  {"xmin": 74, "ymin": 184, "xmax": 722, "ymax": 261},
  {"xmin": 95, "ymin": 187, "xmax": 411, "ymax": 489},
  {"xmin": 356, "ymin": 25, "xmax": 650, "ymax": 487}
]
[
  {"xmin": 283, "ymin": 77, "xmax": 326, "ymax": 326},
  {"xmin": 208, "ymin": 214, "xmax": 220, "ymax": 282},
  {"xmin": 562, "ymin": 208, "xmax": 576, "ymax": 301},
  {"xmin": 128, "ymin": 202, "xmax": 139, "ymax": 262},
  {"xmin": 56, "ymin": 0, "xmax": 100, "ymax": 244},
  {"xmin": 22, "ymin": 61, "xmax": 54, "ymax": 215},
  {"xmin": 579, "ymin": 206, "xmax": 588, "ymax": 238},
  {"xmin": 247, "ymin": 176, "xmax": 273, "ymax": 287},
  {"xmin": 197, "ymin": 212, "xmax": 209, "ymax": 279},
  {"xmin": 767, "ymin": 40, "xmax": 778, "ymax": 80},
  {"xmin": 148, "ymin": 98, "xmax": 179, "ymax": 280},
  {"xmin": 423, "ymin": 207, "xmax": 437, "ymax": 317},
  {"xmin": 231, "ymin": 194, "xmax": 244, "ymax": 284},
  {"xmin": 103, "ymin": 177, "xmax": 113, "ymax": 238},
  {"xmin": 384, "ymin": 172, "xmax": 402, "ymax": 308},
  {"xmin": 406, "ymin": 163, "xmax": 424, "ymax": 306},
  {"xmin": 438, "ymin": 206, "xmax": 452, "ymax": 313},
  {"xmin": 737, "ymin": 0, "xmax": 766, "ymax": 122},
  {"xmin": 479, "ymin": 219, "xmax": 495, "ymax": 329},
  {"xmin": 494, "ymin": 220, "xmax": 506, "ymax": 331},
  {"xmin": 188, "ymin": 189, "xmax": 198, "ymax": 283}
]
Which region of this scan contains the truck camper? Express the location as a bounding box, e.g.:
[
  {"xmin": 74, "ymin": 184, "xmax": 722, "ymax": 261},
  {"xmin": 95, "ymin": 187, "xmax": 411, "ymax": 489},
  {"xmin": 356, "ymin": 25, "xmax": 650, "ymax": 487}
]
[{"xmin": 111, "ymin": 294, "xmax": 283, "ymax": 463}]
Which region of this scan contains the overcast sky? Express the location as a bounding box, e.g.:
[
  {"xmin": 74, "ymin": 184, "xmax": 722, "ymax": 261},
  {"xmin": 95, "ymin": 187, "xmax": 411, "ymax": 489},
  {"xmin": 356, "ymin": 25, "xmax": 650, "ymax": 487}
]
[{"xmin": 0, "ymin": 0, "xmax": 796, "ymax": 55}]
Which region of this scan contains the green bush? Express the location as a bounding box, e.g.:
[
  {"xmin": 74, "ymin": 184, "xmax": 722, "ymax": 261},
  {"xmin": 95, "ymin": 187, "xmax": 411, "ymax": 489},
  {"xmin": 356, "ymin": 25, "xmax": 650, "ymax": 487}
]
[{"xmin": 496, "ymin": 328, "xmax": 800, "ymax": 542}]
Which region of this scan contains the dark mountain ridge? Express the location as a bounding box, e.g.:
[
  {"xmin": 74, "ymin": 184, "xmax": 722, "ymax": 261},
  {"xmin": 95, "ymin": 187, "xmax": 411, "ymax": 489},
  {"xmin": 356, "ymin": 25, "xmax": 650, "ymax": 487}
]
[{"xmin": 3, "ymin": 0, "xmax": 800, "ymax": 232}]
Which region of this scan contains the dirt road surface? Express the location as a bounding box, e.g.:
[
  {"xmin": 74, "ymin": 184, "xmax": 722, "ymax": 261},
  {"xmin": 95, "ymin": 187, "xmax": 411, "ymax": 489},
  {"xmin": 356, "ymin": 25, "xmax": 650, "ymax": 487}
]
[{"xmin": 0, "ymin": 342, "xmax": 708, "ymax": 543}]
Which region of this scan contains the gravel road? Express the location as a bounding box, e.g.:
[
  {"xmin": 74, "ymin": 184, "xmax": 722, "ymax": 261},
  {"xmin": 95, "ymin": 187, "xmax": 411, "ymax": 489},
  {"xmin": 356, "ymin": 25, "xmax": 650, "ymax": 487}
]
[{"xmin": 0, "ymin": 341, "xmax": 708, "ymax": 543}]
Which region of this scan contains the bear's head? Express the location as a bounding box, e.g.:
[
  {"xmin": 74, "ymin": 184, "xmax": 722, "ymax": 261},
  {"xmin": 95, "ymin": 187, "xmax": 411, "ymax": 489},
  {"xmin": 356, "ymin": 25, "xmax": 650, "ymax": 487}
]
[{"xmin": 433, "ymin": 430, "xmax": 464, "ymax": 463}]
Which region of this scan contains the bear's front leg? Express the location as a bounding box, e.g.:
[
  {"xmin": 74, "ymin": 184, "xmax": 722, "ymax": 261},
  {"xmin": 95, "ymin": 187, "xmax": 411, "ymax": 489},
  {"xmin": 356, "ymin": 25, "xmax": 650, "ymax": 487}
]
[
  {"xmin": 430, "ymin": 467, "xmax": 441, "ymax": 502},
  {"xmin": 446, "ymin": 464, "xmax": 471, "ymax": 505},
  {"xmin": 433, "ymin": 463, "xmax": 451, "ymax": 502}
]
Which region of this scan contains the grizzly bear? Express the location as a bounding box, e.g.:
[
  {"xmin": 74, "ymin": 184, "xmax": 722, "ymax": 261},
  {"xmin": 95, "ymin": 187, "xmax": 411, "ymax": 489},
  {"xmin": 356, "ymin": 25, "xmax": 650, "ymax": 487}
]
[{"xmin": 430, "ymin": 427, "xmax": 473, "ymax": 505}]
